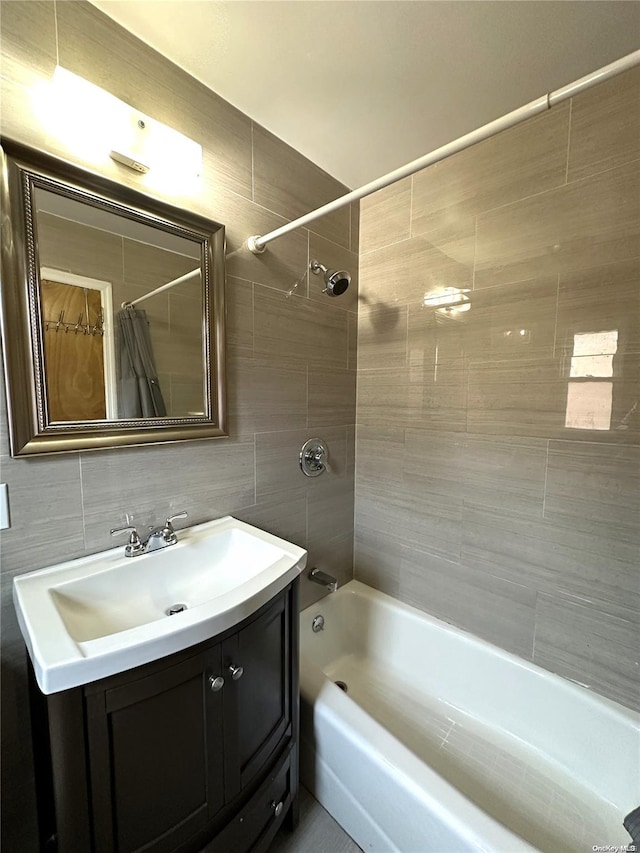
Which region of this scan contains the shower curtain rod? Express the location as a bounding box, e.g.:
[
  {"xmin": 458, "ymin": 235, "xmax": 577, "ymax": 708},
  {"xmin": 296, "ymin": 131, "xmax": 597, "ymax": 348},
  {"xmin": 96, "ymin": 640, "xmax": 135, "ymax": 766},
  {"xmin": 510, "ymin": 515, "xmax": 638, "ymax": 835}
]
[
  {"xmin": 247, "ymin": 47, "xmax": 640, "ymax": 254},
  {"xmin": 122, "ymin": 267, "xmax": 200, "ymax": 309}
]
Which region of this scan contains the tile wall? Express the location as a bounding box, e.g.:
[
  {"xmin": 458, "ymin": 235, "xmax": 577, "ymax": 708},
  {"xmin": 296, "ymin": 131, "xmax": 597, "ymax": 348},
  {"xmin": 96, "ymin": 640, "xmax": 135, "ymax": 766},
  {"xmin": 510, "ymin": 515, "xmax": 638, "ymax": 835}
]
[
  {"xmin": 356, "ymin": 67, "xmax": 639, "ymax": 713},
  {"xmin": 0, "ymin": 3, "xmax": 357, "ymax": 849}
]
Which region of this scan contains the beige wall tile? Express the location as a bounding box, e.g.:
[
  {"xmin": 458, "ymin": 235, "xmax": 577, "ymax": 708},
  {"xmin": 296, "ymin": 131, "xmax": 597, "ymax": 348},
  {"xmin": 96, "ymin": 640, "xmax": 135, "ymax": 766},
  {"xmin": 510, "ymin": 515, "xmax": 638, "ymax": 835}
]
[
  {"xmin": 227, "ymin": 356, "xmax": 307, "ymax": 437},
  {"xmin": 358, "ymin": 362, "xmax": 467, "ymax": 432},
  {"xmin": 555, "ymin": 258, "xmax": 640, "ymax": 356},
  {"xmin": 38, "ymin": 213, "xmax": 124, "ymax": 284},
  {"xmin": 0, "ymin": 453, "xmax": 85, "ymax": 572},
  {"xmin": 462, "ymin": 506, "xmax": 639, "ymax": 623},
  {"xmin": 360, "ymin": 230, "xmax": 475, "ymax": 307},
  {"xmin": 403, "ymin": 429, "xmax": 466, "ymax": 501},
  {"xmin": 467, "ymin": 357, "xmax": 567, "ymax": 438},
  {"xmin": 234, "ymin": 491, "xmax": 307, "ymax": 551},
  {"xmin": 462, "ymin": 434, "xmax": 547, "ymax": 517},
  {"xmin": 544, "ymin": 441, "xmax": 639, "ymax": 543},
  {"xmin": 307, "ymin": 367, "xmax": 356, "ymax": 428},
  {"xmin": 412, "ymin": 105, "xmax": 569, "ymax": 243},
  {"xmin": 400, "ymin": 546, "xmax": 536, "ymax": 660},
  {"xmin": 350, "ymin": 201, "xmax": 360, "ymax": 254},
  {"xmin": 80, "ymin": 437, "xmax": 256, "ymax": 552},
  {"xmin": 360, "ymin": 177, "xmax": 411, "ymax": 254},
  {"xmin": 475, "ymin": 161, "xmax": 640, "ymax": 288},
  {"xmin": 252, "ymin": 124, "xmax": 350, "ymax": 248},
  {"xmin": 356, "ymin": 485, "xmax": 462, "ymax": 563},
  {"xmin": 255, "ymin": 426, "xmax": 348, "ymax": 501},
  {"xmin": 253, "ymin": 283, "xmax": 348, "ymax": 369},
  {"xmin": 568, "ymin": 66, "xmax": 640, "ymax": 182},
  {"xmin": 353, "ymin": 525, "xmax": 401, "ymax": 598},
  {"xmin": 359, "ymin": 304, "xmax": 408, "ymax": 369},
  {"xmin": 226, "ymin": 277, "xmax": 254, "ymax": 359},
  {"xmin": 533, "ymin": 593, "xmax": 639, "ymax": 711},
  {"xmin": 347, "ymin": 312, "xmax": 358, "ymax": 371},
  {"xmin": 0, "ymin": 0, "xmax": 56, "ymax": 86}
]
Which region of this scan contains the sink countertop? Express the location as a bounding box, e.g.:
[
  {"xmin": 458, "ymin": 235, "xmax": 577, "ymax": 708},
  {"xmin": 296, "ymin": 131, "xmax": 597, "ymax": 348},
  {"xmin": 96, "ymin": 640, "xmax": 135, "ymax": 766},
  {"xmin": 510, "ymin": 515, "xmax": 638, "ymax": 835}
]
[{"xmin": 14, "ymin": 516, "xmax": 307, "ymax": 694}]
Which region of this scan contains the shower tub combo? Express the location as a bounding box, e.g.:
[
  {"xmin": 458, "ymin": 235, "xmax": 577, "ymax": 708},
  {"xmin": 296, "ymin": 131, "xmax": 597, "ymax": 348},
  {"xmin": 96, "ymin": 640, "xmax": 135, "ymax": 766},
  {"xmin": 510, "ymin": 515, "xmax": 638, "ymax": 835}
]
[{"xmin": 299, "ymin": 581, "xmax": 639, "ymax": 852}]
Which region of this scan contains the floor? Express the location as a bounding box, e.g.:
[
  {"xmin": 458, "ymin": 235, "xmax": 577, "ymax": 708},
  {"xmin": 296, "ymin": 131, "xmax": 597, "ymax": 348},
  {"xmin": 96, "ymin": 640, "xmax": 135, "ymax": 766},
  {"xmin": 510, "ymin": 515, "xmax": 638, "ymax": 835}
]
[{"xmin": 269, "ymin": 786, "xmax": 362, "ymax": 853}]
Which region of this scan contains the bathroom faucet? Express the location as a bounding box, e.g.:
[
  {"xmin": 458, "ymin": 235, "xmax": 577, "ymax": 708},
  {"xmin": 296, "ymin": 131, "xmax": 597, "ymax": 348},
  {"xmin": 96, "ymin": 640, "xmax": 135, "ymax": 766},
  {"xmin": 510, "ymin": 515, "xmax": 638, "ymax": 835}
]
[
  {"xmin": 110, "ymin": 511, "xmax": 188, "ymax": 557},
  {"xmin": 309, "ymin": 568, "xmax": 338, "ymax": 592}
]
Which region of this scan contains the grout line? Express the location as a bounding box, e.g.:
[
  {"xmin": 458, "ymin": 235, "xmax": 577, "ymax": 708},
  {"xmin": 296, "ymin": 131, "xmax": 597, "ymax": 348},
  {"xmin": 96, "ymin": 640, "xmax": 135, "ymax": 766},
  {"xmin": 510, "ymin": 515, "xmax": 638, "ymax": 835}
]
[
  {"xmin": 53, "ymin": 0, "xmax": 60, "ymax": 65},
  {"xmin": 250, "ymin": 122, "xmax": 255, "ymax": 202},
  {"xmin": 541, "ymin": 440, "xmax": 550, "ymax": 519},
  {"xmin": 252, "ymin": 433, "xmax": 257, "ymax": 505},
  {"xmin": 78, "ymin": 453, "xmax": 87, "ymax": 550},
  {"xmin": 472, "ymin": 215, "xmax": 478, "ymax": 290},
  {"xmin": 531, "ymin": 594, "xmax": 539, "ymax": 660},
  {"xmin": 564, "ymin": 98, "xmax": 573, "ymax": 185},
  {"xmin": 552, "ymin": 274, "xmax": 560, "ymax": 359},
  {"xmin": 409, "ymin": 175, "xmax": 414, "ymax": 238},
  {"xmin": 359, "ymin": 233, "xmax": 413, "ymax": 258},
  {"xmin": 250, "ymin": 281, "xmax": 255, "ymax": 358},
  {"xmin": 306, "ymin": 228, "xmax": 310, "ymax": 299}
]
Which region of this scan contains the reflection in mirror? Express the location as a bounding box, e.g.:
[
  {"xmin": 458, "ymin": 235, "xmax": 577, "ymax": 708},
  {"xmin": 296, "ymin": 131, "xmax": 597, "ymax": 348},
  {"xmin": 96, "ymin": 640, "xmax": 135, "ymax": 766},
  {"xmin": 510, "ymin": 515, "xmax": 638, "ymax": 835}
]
[
  {"xmin": 0, "ymin": 139, "xmax": 226, "ymax": 456},
  {"xmin": 34, "ymin": 187, "xmax": 205, "ymax": 422}
]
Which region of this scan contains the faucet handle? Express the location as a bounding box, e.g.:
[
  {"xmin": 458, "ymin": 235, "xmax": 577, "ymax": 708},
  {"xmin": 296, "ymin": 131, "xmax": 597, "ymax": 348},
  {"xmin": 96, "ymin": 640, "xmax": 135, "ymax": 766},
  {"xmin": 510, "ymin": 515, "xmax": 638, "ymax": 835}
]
[
  {"xmin": 110, "ymin": 525, "xmax": 143, "ymax": 557},
  {"xmin": 162, "ymin": 511, "xmax": 188, "ymax": 544},
  {"xmin": 165, "ymin": 511, "xmax": 188, "ymax": 533}
]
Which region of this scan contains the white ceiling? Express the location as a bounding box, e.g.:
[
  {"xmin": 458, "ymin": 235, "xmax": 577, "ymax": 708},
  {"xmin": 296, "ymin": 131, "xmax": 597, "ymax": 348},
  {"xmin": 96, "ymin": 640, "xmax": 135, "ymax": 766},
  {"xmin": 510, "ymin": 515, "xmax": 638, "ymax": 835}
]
[{"xmin": 90, "ymin": 1, "xmax": 640, "ymax": 189}]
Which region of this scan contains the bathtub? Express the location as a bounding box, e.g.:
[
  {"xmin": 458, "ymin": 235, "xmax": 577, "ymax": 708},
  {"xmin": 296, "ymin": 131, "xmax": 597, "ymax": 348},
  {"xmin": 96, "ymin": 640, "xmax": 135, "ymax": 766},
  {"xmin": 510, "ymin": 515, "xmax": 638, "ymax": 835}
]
[{"xmin": 299, "ymin": 581, "xmax": 640, "ymax": 853}]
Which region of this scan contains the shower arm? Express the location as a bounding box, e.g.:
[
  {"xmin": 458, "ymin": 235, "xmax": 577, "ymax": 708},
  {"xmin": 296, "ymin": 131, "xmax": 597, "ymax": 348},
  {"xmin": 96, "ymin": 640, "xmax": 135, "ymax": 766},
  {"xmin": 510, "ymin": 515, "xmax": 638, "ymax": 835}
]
[{"xmin": 247, "ymin": 47, "xmax": 640, "ymax": 255}]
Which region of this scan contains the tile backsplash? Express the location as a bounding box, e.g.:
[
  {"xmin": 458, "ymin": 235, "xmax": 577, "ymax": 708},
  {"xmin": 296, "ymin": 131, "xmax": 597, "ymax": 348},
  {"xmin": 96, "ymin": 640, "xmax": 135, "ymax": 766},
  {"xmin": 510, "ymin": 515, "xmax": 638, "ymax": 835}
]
[
  {"xmin": 0, "ymin": 3, "xmax": 357, "ymax": 849},
  {"xmin": 356, "ymin": 66, "xmax": 640, "ymax": 714}
]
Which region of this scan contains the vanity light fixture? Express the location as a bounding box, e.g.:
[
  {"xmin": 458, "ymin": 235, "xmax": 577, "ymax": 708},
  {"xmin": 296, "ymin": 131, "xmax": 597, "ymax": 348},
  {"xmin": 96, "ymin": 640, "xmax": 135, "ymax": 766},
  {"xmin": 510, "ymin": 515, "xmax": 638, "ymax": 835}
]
[{"xmin": 33, "ymin": 67, "xmax": 202, "ymax": 184}]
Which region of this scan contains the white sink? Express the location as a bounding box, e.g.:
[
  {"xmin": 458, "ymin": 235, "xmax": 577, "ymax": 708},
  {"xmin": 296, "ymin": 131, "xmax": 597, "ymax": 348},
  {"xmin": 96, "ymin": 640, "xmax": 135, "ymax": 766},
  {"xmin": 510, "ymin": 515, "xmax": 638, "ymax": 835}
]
[{"xmin": 13, "ymin": 516, "xmax": 307, "ymax": 694}]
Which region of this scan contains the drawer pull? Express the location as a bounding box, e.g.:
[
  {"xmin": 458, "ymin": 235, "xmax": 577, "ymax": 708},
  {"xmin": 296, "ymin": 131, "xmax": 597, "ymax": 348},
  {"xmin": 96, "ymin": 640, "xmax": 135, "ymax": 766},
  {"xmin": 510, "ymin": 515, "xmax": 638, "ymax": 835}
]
[
  {"xmin": 209, "ymin": 675, "xmax": 225, "ymax": 692},
  {"xmin": 271, "ymin": 800, "xmax": 283, "ymax": 818},
  {"xmin": 228, "ymin": 664, "xmax": 244, "ymax": 681}
]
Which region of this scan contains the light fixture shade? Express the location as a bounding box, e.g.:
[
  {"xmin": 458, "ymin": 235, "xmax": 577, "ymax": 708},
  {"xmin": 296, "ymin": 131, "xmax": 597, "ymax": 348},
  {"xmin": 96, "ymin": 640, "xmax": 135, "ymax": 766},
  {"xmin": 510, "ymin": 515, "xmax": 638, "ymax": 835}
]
[{"xmin": 33, "ymin": 67, "xmax": 202, "ymax": 190}]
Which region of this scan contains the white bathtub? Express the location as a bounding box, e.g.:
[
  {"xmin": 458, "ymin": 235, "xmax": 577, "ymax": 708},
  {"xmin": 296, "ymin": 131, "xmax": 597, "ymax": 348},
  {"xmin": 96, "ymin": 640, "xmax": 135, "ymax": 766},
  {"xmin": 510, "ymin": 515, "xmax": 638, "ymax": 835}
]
[{"xmin": 299, "ymin": 581, "xmax": 640, "ymax": 853}]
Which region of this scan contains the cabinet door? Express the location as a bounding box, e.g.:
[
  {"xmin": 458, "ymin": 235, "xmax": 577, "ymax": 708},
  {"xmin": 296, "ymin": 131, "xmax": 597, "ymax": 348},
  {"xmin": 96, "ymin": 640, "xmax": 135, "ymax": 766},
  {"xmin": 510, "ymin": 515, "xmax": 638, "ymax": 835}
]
[
  {"xmin": 223, "ymin": 591, "xmax": 291, "ymax": 796},
  {"xmin": 86, "ymin": 646, "xmax": 226, "ymax": 853}
]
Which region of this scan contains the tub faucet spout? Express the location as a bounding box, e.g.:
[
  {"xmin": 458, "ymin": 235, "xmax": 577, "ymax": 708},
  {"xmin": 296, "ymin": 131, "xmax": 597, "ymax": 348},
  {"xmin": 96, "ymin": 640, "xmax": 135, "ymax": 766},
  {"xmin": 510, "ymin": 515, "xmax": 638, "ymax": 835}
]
[{"xmin": 309, "ymin": 568, "xmax": 338, "ymax": 592}]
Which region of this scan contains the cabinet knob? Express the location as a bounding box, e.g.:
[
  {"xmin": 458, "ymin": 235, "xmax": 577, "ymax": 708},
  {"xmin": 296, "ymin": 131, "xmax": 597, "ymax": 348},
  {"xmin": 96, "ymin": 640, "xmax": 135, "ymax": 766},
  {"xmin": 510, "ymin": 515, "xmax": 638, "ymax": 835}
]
[
  {"xmin": 228, "ymin": 664, "xmax": 244, "ymax": 681},
  {"xmin": 209, "ymin": 675, "xmax": 225, "ymax": 692},
  {"xmin": 271, "ymin": 800, "xmax": 283, "ymax": 818}
]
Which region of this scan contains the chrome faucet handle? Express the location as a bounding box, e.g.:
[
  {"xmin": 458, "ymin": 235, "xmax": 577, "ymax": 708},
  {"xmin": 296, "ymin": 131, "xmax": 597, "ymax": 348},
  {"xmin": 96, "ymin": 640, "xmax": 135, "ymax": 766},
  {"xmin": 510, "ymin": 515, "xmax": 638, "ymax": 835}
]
[
  {"xmin": 165, "ymin": 511, "xmax": 188, "ymax": 532},
  {"xmin": 110, "ymin": 525, "xmax": 144, "ymax": 557},
  {"xmin": 163, "ymin": 511, "xmax": 188, "ymax": 543}
]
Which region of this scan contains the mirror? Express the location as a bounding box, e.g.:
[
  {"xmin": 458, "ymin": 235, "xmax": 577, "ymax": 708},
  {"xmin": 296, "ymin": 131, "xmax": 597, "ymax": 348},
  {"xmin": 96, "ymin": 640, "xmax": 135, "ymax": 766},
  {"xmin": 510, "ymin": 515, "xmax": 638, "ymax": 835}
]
[{"xmin": 1, "ymin": 139, "xmax": 227, "ymax": 455}]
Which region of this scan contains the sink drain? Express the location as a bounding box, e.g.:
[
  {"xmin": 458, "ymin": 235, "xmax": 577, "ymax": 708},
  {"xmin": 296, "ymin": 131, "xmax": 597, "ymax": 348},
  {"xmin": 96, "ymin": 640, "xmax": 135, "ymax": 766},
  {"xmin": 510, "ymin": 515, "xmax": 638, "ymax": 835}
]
[
  {"xmin": 166, "ymin": 603, "xmax": 188, "ymax": 616},
  {"xmin": 334, "ymin": 680, "xmax": 348, "ymax": 693}
]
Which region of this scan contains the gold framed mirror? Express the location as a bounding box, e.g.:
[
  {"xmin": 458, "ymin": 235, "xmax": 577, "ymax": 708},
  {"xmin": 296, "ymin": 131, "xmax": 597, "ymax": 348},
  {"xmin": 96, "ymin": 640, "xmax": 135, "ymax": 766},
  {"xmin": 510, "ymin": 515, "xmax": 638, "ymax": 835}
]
[{"xmin": 0, "ymin": 139, "xmax": 227, "ymax": 456}]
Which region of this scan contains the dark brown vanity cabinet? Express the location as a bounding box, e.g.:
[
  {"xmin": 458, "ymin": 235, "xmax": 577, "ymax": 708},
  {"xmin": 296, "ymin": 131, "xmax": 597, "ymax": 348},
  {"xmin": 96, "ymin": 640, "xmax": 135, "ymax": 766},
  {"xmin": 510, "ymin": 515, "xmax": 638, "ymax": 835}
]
[{"xmin": 32, "ymin": 581, "xmax": 299, "ymax": 853}]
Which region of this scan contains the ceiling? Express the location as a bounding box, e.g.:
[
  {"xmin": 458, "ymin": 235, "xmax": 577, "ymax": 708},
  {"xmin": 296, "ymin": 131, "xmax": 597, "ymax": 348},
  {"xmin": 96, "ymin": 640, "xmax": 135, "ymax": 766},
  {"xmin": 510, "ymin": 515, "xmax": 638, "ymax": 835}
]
[{"xmin": 90, "ymin": 1, "xmax": 640, "ymax": 189}]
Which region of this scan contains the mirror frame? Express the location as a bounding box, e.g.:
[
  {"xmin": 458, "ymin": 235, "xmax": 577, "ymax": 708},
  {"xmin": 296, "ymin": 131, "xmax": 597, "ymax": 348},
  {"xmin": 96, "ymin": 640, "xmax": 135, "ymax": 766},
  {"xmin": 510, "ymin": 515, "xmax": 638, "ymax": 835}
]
[{"xmin": 0, "ymin": 139, "xmax": 227, "ymax": 456}]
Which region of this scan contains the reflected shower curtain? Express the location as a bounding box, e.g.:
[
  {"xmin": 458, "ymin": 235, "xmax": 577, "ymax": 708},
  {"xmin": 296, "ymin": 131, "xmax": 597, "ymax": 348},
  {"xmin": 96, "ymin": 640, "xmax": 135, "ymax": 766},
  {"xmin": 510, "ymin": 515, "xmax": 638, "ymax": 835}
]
[{"xmin": 116, "ymin": 308, "xmax": 167, "ymax": 418}]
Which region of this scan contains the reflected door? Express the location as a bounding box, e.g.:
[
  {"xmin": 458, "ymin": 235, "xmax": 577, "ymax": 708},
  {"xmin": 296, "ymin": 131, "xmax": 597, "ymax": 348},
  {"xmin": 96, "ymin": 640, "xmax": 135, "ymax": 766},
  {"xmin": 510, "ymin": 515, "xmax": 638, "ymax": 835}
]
[{"xmin": 41, "ymin": 279, "xmax": 106, "ymax": 421}]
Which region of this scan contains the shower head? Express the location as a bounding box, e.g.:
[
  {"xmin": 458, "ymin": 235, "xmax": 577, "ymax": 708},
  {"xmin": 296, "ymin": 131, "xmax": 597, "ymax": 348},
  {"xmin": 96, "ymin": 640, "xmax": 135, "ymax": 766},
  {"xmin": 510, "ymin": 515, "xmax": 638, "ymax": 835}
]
[{"xmin": 310, "ymin": 260, "xmax": 351, "ymax": 297}]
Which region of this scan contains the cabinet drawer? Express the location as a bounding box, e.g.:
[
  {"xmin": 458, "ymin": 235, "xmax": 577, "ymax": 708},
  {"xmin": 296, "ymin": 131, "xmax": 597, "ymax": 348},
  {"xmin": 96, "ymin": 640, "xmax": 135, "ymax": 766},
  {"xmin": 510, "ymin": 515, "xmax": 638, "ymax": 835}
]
[{"xmin": 206, "ymin": 751, "xmax": 291, "ymax": 853}]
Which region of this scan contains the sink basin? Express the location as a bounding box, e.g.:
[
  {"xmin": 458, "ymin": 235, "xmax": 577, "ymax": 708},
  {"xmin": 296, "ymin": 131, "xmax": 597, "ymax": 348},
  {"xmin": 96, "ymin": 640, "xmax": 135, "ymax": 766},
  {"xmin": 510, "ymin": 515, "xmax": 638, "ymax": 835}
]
[{"xmin": 14, "ymin": 516, "xmax": 306, "ymax": 694}]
